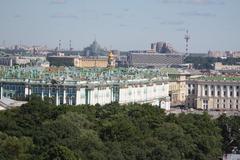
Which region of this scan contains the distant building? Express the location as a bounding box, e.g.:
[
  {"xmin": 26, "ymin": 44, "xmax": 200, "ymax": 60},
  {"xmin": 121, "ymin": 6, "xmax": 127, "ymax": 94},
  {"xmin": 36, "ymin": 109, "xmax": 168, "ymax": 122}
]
[
  {"xmin": 0, "ymin": 56, "xmax": 30, "ymax": 66},
  {"xmin": 0, "ymin": 57, "xmax": 13, "ymax": 66},
  {"xmin": 187, "ymin": 76, "xmax": 240, "ymax": 110},
  {"xmin": 37, "ymin": 61, "xmax": 50, "ymax": 68},
  {"xmin": 228, "ymin": 51, "xmax": 240, "ymax": 58},
  {"xmin": 128, "ymin": 53, "xmax": 184, "ymax": 68},
  {"xmin": 208, "ymin": 50, "xmax": 226, "ymax": 58},
  {"xmin": 117, "ymin": 55, "xmax": 128, "ymax": 67},
  {"xmin": 83, "ymin": 40, "xmax": 107, "ymax": 56},
  {"xmin": 223, "ymin": 154, "xmax": 240, "ymax": 160},
  {"xmin": 208, "ymin": 50, "xmax": 240, "ymax": 58},
  {"xmin": 215, "ymin": 62, "xmax": 240, "ymax": 71},
  {"xmin": 47, "ymin": 51, "xmax": 116, "ymax": 68},
  {"xmin": 187, "ymin": 53, "xmax": 208, "ymax": 57},
  {"xmin": 47, "ymin": 56, "xmax": 108, "ymax": 68},
  {"xmin": 151, "ymin": 41, "xmax": 178, "ymax": 53}
]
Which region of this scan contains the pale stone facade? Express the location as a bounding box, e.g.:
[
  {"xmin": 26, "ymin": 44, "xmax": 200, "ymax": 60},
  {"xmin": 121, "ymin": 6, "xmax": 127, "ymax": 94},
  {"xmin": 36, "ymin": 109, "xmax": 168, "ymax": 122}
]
[
  {"xmin": 169, "ymin": 74, "xmax": 188, "ymax": 106},
  {"xmin": 186, "ymin": 78, "xmax": 240, "ymax": 110}
]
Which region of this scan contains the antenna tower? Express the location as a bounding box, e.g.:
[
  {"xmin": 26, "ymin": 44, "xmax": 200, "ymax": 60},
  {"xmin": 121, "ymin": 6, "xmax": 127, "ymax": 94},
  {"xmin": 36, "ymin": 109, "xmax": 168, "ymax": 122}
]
[
  {"xmin": 184, "ymin": 30, "xmax": 190, "ymax": 54},
  {"xmin": 58, "ymin": 40, "xmax": 62, "ymax": 51},
  {"xmin": 69, "ymin": 40, "xmax": 72, "ymax": 51}
]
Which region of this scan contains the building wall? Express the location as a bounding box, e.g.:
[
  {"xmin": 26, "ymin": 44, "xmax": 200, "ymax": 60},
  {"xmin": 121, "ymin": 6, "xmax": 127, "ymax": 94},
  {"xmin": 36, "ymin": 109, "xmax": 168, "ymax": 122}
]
[
  {"xmin": 187, "ymin": 80, "xmax": 240, "ymax": 110},
  {"xmin": 14, "ymin": 57, "xmax": 31, "ymax": 65},
  {"xmin": 47, "ymin": 56, "xmax": 75, "ymax": 66},
  {"xmin": 0, "ymin": 58, "xmax": 13, "ymax": 66},
  {"xmin": 215, "ymin": 62, "xmax": 240, "ymax": 71},
  {"xmin": 128, "ymin": 53, "xmax": 184, "ymax": 68},
  {"xmin": 169, "ymin": 74, "xmax": 187, "ymax": 106},
  {"xmin": 0, "ymin": 57, "xmax": 30, "ymax": 66},
  {"xmin": 47, "ymin": 56, "xmax": 108, "ymax": 68},
  {"xmin": 74, "ymin": 58, "xmax": 108, "ymax": 68},
  {"xmin": 0, "ymin": 80, "xmax": 170, "ymax": 110},
  {"xmin": 208, "ymin": 51, "xmax": 226, "ymax": 58}
]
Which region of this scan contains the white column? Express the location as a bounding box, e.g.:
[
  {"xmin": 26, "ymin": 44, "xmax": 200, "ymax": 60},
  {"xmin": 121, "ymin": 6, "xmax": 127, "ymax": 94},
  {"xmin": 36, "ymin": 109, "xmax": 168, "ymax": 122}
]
[
  {"xmin": 233, "ymin": 86, "xmax": 237, "ymax": 98},
  {"xmin": 214, "ymin": 85, "xmax": 218, "ymax": 97},
  {"xmin": 227, "ymin": 86, "xmax": 230, "ymax": 98},
  {"xmin": 221, "ymin": 86, "xmax": 224, "ymax": 97},
  {"xmin": 41, "ymin": 87, "xmax": 44, "ymax": 100},
  {"xmin": 197, "ymin": 84, "xmax": 201, "ymax": 97},
  {"xmin": 76, "ymin": 89, "xmax": 80, "ymax": 105},
  {"xmin": 48, "ymin": 88, "xmax": 51, "ymax": 97},
  {"xmin": 69, "ymin": 97, "xmax": 72, "ymax": 105},
  {"xmin": 24, "ymin": 85, "xmax": 28, "ymax": 97},
  {"xmin": 56, "ymin": 89, "xmax": 59, "ymax": 106},
  {"xmin": 208, "ymin": 85, "xmax": 211, "ymax": 97},
  {"xmin": 201, "ymin": 85, "xmax": 205, "ymax": 97},
  {"xmin": 0, "ymin": 85, "xmax": 3, "ymax": 99},
  {"xmin": 63, "ymin": 89, "xmax": 66, "ymax": 104},
  {"xmin": 88, "ymin": 90, "xmax": 91, "ymax": 105}
]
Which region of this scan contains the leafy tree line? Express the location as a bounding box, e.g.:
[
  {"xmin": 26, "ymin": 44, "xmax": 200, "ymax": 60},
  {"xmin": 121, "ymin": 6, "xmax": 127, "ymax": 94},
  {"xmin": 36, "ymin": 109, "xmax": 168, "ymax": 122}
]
[
  {"xmin": 0, "ymin": 96, "xmax": 239, "ymax": 160},
  {"xmin": 184, "ymin": 56, "xmax": 240, "ymax": 70}
]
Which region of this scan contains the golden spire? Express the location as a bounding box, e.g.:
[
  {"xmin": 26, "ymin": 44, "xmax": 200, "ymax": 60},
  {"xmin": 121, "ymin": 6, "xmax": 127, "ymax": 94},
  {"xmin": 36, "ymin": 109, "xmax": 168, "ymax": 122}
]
[{"xmin": 107, "ymin": 50, "xmax": 115, "ymax": 68}]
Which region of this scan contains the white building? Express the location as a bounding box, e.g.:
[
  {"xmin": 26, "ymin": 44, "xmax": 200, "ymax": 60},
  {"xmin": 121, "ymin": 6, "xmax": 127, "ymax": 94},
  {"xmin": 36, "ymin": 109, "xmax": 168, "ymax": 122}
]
[
  {"xmin": 223, "ymin": 154, "xmax": 240, "ymax": 160},
  {"xmin": 0, "ymin": 56, "xmax": 30, "ymax": 66},
  {"xmin": 0, "ymin": 77, "xmax": 170, "ymax": 110},
  {"xmin": 186, "ymin": 76, "xmax": 240, "ymax": 110}
]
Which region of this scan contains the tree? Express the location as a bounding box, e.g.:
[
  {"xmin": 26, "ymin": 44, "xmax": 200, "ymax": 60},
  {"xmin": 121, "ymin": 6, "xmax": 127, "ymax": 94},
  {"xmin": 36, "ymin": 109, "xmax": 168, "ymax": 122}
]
[
  {"xmin": 43, "ymin": 145, "xmax": 78, "ymax": 160},
  {"xmin": 0, "ymin": 132, "xmax": 34, "ymax": 160}
]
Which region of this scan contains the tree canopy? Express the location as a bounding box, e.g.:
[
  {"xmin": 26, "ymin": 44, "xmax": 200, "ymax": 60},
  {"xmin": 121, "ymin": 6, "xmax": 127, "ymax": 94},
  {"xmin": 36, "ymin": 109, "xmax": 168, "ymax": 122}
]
[{"xmin": 0, "ymin": 98, "xmax": 237, "ymax": 159}]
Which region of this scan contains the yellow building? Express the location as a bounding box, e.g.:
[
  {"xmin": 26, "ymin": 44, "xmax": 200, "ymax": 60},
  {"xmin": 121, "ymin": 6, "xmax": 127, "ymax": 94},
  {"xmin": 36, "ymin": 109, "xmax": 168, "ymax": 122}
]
[
  {"xmin": 47, "ymin": 51, "xmax": 116, "ymax": 68},
  {"xmin": 159, "ymin": 68, "xmax": 201, "ymax": 106},
  {"xmin": 74, "ymin": 58, "xmax": 108, "ymax": 68},
  {"xmin": 168, "ymin": 74, "xmax": 188, "ymax": 106}
]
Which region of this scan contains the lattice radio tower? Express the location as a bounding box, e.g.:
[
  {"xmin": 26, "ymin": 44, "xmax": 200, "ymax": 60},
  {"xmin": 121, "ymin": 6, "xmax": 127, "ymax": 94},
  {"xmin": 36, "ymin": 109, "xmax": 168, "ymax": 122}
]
[
  {"xmin": 69, "ymin": 40, "xmax": 72, "ymax": 51},
  {"xmin": 58, "ymin": 40, "xmax": 62, "ymax": 51},
  {"xmin": 184, "ymin": 30, "xmax": 190, "ymax": 54}
]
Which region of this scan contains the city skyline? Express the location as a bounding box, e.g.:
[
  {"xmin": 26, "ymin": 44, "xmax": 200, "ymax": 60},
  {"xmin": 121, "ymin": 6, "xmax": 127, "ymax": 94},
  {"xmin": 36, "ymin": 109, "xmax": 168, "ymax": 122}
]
[{"xmin": 0, "ymin": 0, "xmax": 240, "ymax": 52}]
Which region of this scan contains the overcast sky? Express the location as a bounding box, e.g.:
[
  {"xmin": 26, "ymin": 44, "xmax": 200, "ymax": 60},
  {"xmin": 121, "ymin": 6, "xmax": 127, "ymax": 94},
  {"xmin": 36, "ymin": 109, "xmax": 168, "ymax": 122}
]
[{"xmin": 0, "ymin": 0, "xmax": 239, "ymax": 52}]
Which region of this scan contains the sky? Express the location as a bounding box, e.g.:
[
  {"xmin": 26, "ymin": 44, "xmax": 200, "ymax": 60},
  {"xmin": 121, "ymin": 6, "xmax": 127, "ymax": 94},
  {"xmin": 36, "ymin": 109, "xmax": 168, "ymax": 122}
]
[{"xmin": 0, "ymin": 0, "xmax": 240, "ymax": 52}]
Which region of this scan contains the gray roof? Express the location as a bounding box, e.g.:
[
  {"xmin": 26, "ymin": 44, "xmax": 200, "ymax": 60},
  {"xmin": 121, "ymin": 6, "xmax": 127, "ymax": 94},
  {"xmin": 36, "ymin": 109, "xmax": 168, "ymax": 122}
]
[
  {"xmin": 129, "ymin": 53, "xmax": 184, "ymax": 67},
  {"xmin": 0, "ymin": 97, "xmax": 27, "ymax": 110}
]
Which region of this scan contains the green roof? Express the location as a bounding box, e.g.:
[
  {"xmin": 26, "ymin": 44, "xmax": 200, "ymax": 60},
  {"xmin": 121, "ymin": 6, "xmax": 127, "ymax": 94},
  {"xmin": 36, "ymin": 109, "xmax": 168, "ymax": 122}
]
[
  {"xmin": 0, "ymin": 67, "xmax": 169, "ymax": 81},
  {"xmin": 198, "ymin": 76, "xmax": 240, "ymax": 82},
  {"xmin": 159, "ymin": 67, "xmax": 180, "ymax": 74}
]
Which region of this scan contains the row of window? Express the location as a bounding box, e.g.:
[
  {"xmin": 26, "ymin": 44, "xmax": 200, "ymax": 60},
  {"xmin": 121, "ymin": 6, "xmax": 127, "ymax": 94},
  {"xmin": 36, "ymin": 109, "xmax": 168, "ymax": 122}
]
[
  {"xmin": 188, "ymin": 88, "xmax": 240, "ymax": 97},
  {"xmin": 217, "ymin": 104, "xmax": 239, "ymax": 109},
  {"xmin": 217, "ymin": 99, "xmax": 239, "ymax": 103},
  {"xmin": 2, "ymin": 85, "xmax": 25, "ymax": 91},
  {"xmin": 204, "ymin": 90, "xmax": 240, "ymax": 97},
  {"xmin": 188, "ymin": 84, "xmax": 240, "ymax": 90}
]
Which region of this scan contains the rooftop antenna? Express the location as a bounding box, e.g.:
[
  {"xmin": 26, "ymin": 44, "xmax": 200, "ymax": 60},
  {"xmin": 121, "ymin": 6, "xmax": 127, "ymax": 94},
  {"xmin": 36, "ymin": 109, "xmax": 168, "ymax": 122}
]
[
  {"xmin": 69, "ymin": 40, "xmax": 72, "ymax": 51},
  {"xmin": 58, "ymin": 40, "xmax": 61, "ymax": 51},
  {"xmin": 184, "ymin": 30, "xmax": 190, "ymax": 54}
]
